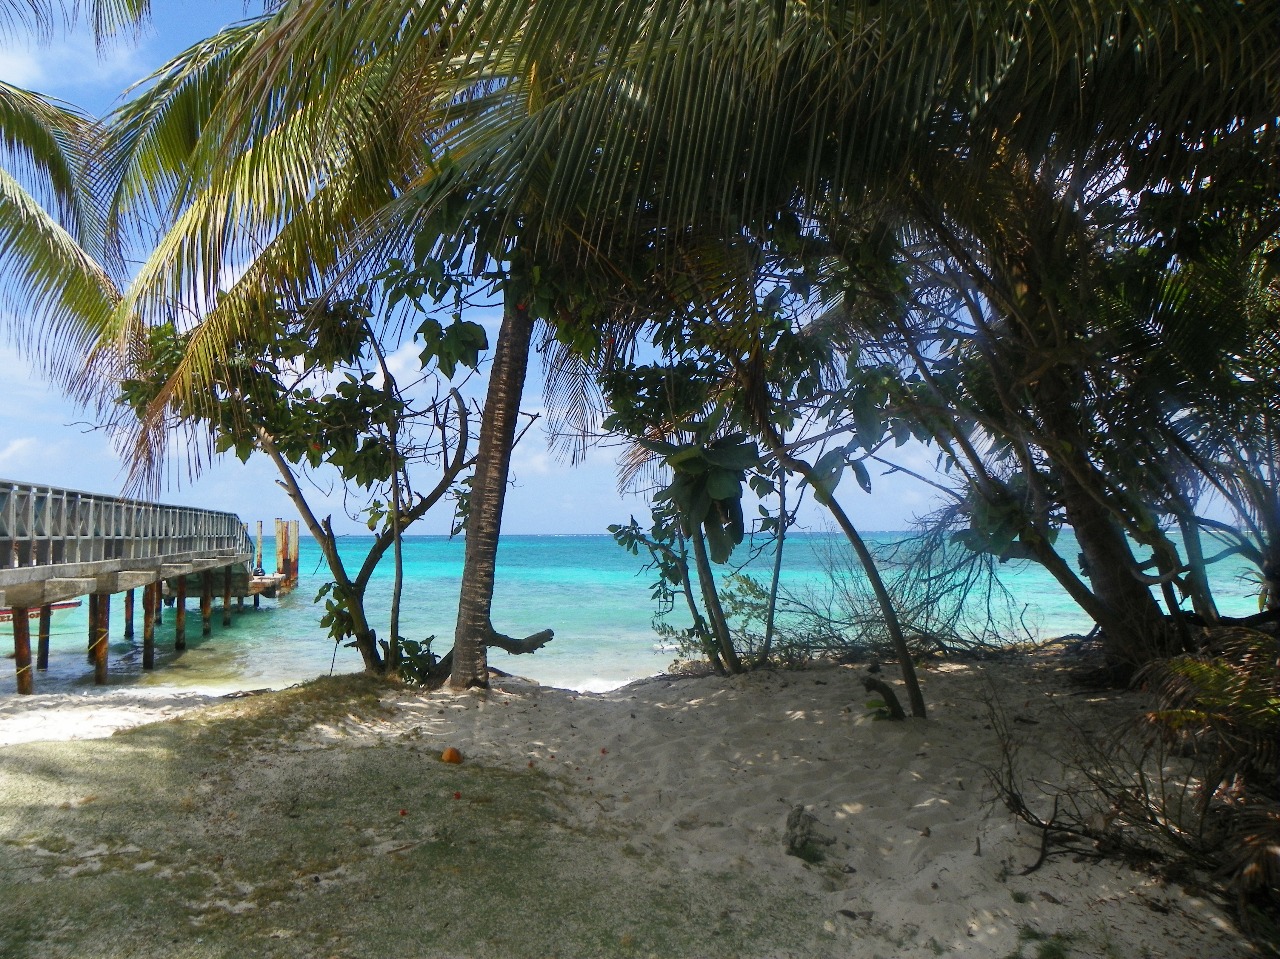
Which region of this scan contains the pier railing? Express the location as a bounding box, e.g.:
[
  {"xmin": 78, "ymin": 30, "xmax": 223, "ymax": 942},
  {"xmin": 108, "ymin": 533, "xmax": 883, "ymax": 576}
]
[{"xmin": 0, "ymin": 478, "xmax": 252, "ymax": 603}]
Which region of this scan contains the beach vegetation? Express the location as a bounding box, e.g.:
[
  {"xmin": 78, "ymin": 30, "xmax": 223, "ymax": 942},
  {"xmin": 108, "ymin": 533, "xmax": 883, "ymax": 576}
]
[
  {"xmin": 598, "ymin": 295, "xmax": 928, "ymax": 711},
  {"xmin": 821, "ymin": 134, "xmax": 1280, "ymax": 674},
  {"xmin": 60, "ymin": 0, "xmax": 1273, "ymax": 693},
  {"xmin": 602, "ymin": 357, "xmax": 769, "ymax": 675},
  {"xmin": 987, "ymin": 636, "xmax": 1280, "ymax": 945},
  {"xmin": 1007, "ymin": 927, "xmax": 1075, "ymax": 959},
  {"xmin": 9, "ymin": 0, "xmax": 1280, "ymax": 886},
  {"xmin": 610, "ymin": 503, "xmax": 731, "ymax": 674},
  {"xmin": 115, "ymin": 292, "xmax": 480, "ymax": 679}
]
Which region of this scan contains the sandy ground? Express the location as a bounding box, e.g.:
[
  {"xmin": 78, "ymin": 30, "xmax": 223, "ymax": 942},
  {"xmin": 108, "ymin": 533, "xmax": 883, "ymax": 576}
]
[
  {"xmin": 0, "ymin": 656, "xmax": 1256, "ymax": 959},
  {"xmin": 0, "ymin": 687, "xmax": 222, "ymax": 746}
]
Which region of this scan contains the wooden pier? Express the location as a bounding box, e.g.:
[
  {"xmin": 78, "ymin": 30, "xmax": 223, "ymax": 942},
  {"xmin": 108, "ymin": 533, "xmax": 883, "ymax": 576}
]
[{"xmin": 1, "ymin": 479, "xmax": 301, "ymax": 693}]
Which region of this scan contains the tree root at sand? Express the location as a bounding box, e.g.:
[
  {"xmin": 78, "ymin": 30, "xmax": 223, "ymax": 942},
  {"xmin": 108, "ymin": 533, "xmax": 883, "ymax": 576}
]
[
  {"xmin": 861, "ymin": 676, "xmax": 907, "ymax": 721},
  {"xmin": 423, "ymin": 628, "xmax": 555, "ymax": 688}
]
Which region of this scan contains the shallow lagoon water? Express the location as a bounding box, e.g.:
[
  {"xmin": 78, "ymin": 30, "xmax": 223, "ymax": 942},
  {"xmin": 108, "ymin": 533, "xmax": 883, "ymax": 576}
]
[{"xmin": 1, "ymin": 531, "xmax": 1261, "ymax": 697}]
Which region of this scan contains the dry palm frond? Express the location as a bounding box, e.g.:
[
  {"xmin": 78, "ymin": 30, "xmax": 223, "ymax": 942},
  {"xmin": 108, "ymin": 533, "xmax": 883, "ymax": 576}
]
[
  {"xmin": 1223, "ymin": 804, "xmax": 1280, "ymax": 905},
  {"xmin": 1138, "ymin": 627, "xmax": 1280, "ymax": 797}
]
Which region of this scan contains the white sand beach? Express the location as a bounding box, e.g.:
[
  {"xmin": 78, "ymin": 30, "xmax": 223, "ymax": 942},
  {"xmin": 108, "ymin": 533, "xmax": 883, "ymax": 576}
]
[
  {"xmin": 0, "ymin": 655, "xmax": 1253, "ymax": 958},
  {"xmin": 0, "ymin": 686, "xmax": 222, "ymax": 747}
]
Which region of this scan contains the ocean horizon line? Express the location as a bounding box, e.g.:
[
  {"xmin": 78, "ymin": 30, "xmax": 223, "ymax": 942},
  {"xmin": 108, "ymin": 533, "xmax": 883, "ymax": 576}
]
[{"xmin": 301, "ymin": 528, "xmax": 915, "ymax": 540}]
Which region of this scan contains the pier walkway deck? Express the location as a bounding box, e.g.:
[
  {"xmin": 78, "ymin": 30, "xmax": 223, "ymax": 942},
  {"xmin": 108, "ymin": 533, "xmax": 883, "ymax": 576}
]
[{"xmin": 1, "ymin": 479, "xmax": 298, "ymax": 693}]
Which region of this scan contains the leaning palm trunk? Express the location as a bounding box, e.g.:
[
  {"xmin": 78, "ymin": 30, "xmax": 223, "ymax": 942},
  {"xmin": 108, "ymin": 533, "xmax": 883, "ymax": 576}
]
[
  {"xmin": 757, "ymin": 426, "xmax": 926, "ymax": 717},
  {"xmin": 689, "ymin": 524, "xmax": 741, "ymax": 674},
  {"xmin": 757, "ymin": 464, "xmax": 786, "ymax": 667},
  {"xmin": 1031, "ymin": 371, "xmax": 1176, "ymax": 665},
  {"xmin": 450, "ymin": 295, "xmax": 553, "ymax": 688}
]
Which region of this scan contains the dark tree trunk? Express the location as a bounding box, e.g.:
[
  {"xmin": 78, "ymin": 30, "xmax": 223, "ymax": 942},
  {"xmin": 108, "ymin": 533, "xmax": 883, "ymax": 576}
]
[
  {"xmin": 450, "ymin": 297, "xmax": 552, "ymax": 688},
  {"xmin": 757, "ymin": 462, "xmax": 786, "ymax": 668},
  {"xmin": 1034, "ymin": 372, "xmax": 1174, "ymax": 665},
  {"xmin": 257, "ymin": 428, "xmax": 385, "ymax": 673},
  {"xmin": 689, "ymin": 524, "xmax": 742, "ymax": 674},
  {"xmin": 1060, "ymin": 472, "xmax": 1173, "ymax": 664},
  {"xmin": 1263, "ymin": 539, "xmax": 1280, "ymax": 613}
]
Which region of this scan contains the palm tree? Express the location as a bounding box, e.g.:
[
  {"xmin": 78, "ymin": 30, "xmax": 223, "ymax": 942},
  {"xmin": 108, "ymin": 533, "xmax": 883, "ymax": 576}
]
[
  {"xmin": 0, "ymin": 81, "xmax": 118, "ymax": 381},
  {"xmin": 89, "ymin": 0, "xmax": 1280, "ymax": 682},
  {"xmin": 0, "ymin": 0, "xmax": 149, "ymax": 45},
  {"xmin": 0, "ymin": 0, "xmax": 154, "ymax": 383},
  {"xmin": 92, "ymin": 4, "xmax": 572, "ymax": 687}
]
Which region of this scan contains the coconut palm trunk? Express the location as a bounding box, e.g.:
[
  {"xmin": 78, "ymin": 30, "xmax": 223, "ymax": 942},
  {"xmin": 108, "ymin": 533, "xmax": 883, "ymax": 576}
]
[{"xmin": 449, "ymin": 294, "xmax": 553, "ymax": 688}]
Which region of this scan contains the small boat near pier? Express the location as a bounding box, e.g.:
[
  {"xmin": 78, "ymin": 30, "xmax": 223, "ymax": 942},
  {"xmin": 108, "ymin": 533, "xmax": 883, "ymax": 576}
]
[{"xmin": 0, "ymin": 600, "xmax": 81, "ymax": 622}]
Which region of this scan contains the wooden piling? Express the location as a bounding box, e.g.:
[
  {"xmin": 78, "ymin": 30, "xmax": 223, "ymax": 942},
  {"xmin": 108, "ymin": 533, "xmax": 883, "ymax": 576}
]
[
  {"xmin": 222, "ymin": 565, "xmax": 232, "ymax": 627},
  {"xmin": 274, "ymin": 519, "xmax": 284, "ymax": 576},
  {"xmin": 253, "ymin": 593, "xmax": 260, "ymax": 609},
  {"xmin": 36, "ymin": 604, "xmax": 51, "ymax": 670},
  {"xmin": 123, "ymin": 588, "xmax": 135, "ymax": 639},
  {"xmin": 201, "ymin": 571, "xmax": 213, "ymax": 636},
  {"xmin": 92, "ymin": 593, "xmax": 109, "ymax": 684},
  {"xmin": 255, "ymin": 520, "xmax": 263, "ymax": 573},
  {"xmin": 175, "ymin": 576, "xmax": 187, "ymax": 650},
  {"xmin": 87, "ymin": 593, "xmax": 98, "ymax": 662},
  {"xmin": 12, "ymin": 607, "xmax": 33, "ymax": 695},
  {"xmin": 142, "ymin": 581, "xmax": 156, "ymax": 670}
]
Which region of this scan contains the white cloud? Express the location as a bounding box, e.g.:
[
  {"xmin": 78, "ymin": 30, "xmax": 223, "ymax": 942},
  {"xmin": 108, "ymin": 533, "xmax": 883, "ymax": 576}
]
[
  {"xmin": 0, "ymin": 437, "xmax": 39, "ymax": 472},
  {"xmin": 383, "ymin": 340, "xmax": 420, "ymax": 384},
  {"xmin": 0, "ymin": 29, "xmax": 146, "ymax": 108},
  {"xmin": 0, "ymin": 47, "xmax": 44, "ymax": 87},
  {"xmin": 511, "ymin": 448, "xmax": 554, "ymax": 478}
]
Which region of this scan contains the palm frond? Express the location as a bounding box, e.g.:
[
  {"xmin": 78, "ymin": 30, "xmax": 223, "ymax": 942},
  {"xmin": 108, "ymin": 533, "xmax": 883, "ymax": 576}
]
[{"xmin": 0, "ymin": 163, "xmax": 119, "ymax": 386}]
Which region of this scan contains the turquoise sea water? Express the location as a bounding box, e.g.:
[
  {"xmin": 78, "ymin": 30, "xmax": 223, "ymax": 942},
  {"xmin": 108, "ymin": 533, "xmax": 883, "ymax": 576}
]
[{"xmin": 1, "ymin": 531, "xmax": 1262, "ymax": 697}]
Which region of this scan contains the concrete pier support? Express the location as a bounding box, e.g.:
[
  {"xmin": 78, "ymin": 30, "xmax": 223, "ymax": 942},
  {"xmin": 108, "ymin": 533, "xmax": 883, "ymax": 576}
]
[
  {"xmin": 143, "ymin": 581, "xmax": 157, "ymax": 670},
  {"xmin": 175, "ymin": 576, "xmax": 186, "ymax": 650},
  {"xmin": 36, "ymin": 605, "xmax": 51, "ymax": 670},
  {"xmin": 91, "ymin": 592, "xmax": 109, "ymax": 684},
  {"xmin": 123, "ymin": 588, "xmax": 135, "ymax": 640},
  {"xmin": 11, "ymin": 607, "xmax": 32, "ymax": 694},
  {"xmin": 201, "ymin": 571, "xmax": 213, "ymax": 636}
]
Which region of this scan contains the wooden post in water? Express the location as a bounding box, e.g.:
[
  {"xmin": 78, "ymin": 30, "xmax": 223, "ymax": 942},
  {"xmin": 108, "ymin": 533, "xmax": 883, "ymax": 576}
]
[
  {"xmin": 274, "ymin": 519, "xmax": 284, "ymax": 576},
  {"xmin": 201, "ymin": 571, "xmax": 213, "ymax": 636},
  {"xmin": 222, "ymin": 565, "xmax": 232, "ymax": 627},
  {"xmin": 92, "ymin": 592, "xmax": 109, "ymax": 684},
  {"xmin": 87, "ymin": 593, "xmax": 98, "ymax": 662},
  {"xmin": 289, "ymin": 520, "xmax": 300, "ymax": 586},
  {"xmin": 123, "ymin": 588, "xmax": 135, "ymax": 639},
  {"xmin": 36, "ymin": 604, "xmax": 51, "ymax": 670},
  {"xmin": 142, "ymin": 581, "xmax": 156, "ymax": 670},
  {"xmin": 175, "ymin": 576, "xmax": 187, "ymax": 650},
  {"xmin": 255, "ymin": 520, "xmax": 263, "ymax": 573},
  {"xmin": 12, "ymin": 607, "xmax": 33, "ymax": 694}
]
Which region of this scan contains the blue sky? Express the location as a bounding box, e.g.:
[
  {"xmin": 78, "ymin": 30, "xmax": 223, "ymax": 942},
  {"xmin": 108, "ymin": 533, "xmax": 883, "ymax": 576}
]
[{"xmin": 0, "ymin": 2, "xmax": 934, "ymax": 536}]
